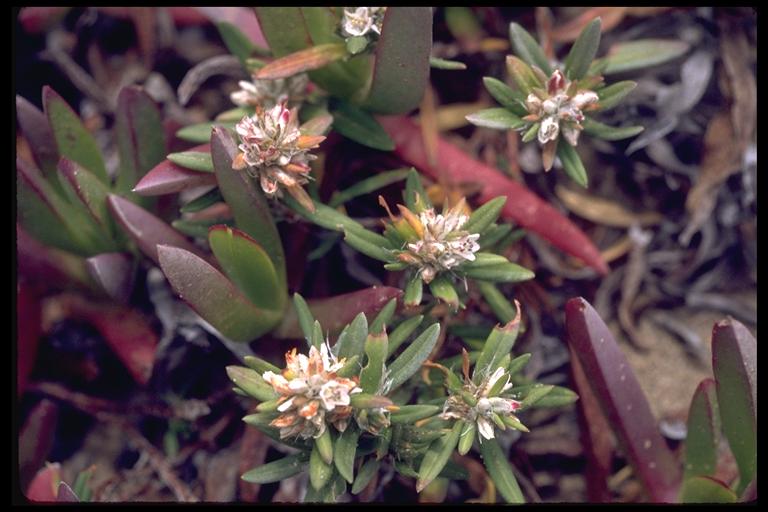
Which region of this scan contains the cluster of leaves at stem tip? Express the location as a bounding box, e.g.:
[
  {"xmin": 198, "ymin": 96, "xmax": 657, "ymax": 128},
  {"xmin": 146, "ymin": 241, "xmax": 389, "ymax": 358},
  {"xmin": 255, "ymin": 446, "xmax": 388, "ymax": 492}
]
[
  {"xmin": 467, "ymin": 18, "xmax": 644, "ymax": 188},
  {"xmin": 228, "ymin": 295, "xmax": 578, "ymax": 503}
]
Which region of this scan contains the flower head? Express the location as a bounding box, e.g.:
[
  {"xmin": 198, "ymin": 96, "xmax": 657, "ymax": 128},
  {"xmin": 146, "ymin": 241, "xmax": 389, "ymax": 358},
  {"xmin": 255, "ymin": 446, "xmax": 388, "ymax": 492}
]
[
  {"xmin": 341, "ymin": 7, "xmax": 386, "ymax": 38},
  {"xmin": 382, "ymin": 197, "xmax": 481, "ymax": 284},
  {"xmin": 233, "ymin": 101, "xmax": 324, "ymax": 211},
  {"xmin": 230, "ymin": 74, "xmax": 309, "ymax": 108},
  {"xmin": 263, "ymin": 342, "xmax": 362, "ymax": 439}
]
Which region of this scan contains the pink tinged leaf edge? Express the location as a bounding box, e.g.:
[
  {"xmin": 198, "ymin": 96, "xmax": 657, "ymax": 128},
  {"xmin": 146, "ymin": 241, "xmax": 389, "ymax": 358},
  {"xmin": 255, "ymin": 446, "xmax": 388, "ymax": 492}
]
[
  {"xmin": 565, "ymin": 297, "xmax": 681, "ymax": 502},
  {"xmin": 85, "ymin": 252, "xmax": 135, "ymax": 304},
  {"xmin": 133, "ymin": 160, "xmax": 217, "ymax": 196},
  {"xmin": 16, "ymin": 94, "xmax": 59, "ymax": 175}
]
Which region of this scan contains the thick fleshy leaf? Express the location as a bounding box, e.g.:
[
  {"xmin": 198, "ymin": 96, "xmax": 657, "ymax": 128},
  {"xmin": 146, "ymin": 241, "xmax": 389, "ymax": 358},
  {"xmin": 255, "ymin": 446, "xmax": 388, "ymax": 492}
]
[
  {"xmin": 242, "ymin": 453, "xmax": 309, "ymax": 484},
  {"xmin": 158, "ymin": 245, "xmax": 283, "ymax": 342},
  {"xmin": 43, "ymin": 86, "xmax": 108, "ymax": 184},
  {"xmin": 565, "ymin": 297, "xmax": 681, "ymax": 502},
  {"xmin": 359, "ymin": 331, "xmax": 388, "ymax": 394},
  {"xmin": 167, "ymin": 151, "xmax": 214, "ymax": 173},
  {"xmin": 683, "ymin": 379, "xmax": 720, "ymax": 480},
  {"xmin": 390, "ymin": 404, "xmax": 441, "ymax": 425},
  {"xmin": 563, "ymin": 18, "xmax": 602, "ymax": 80},
  {"xmin": 254, "ymin": 7, "xmax": 312, "ymax": 57},
  {"xmin": 377, "ymin": 116, "xmax": 609, "ymax": 274},
  {"xmin": 208, "ymin": 225, "xmax": 286, "ymax": 312},
  {"xmin": 85, "ymin": 253, "xmax": 134, "ymax": 304},
  {"xmin": 363, "ymin": 7, "xmax": 432, "ymax": 114},
  {"xmin": 274, "ymin": 287, "xmax": 402, "ymax": 340},
  {"xmin": 602, "ymin": 39, "xmax": 690, "ymax": 75},
  {"xmin": 711, "ymin": 318, "xmax": 756, "ymax": 494},
  {"xmin": 16, "ymin": 95, "xmax": 59, "ymax": 177},
  {"xmin": 114, "ymin": 86, "xmax": 167, "ymax": 198},
  {"xmin": 583, "ymin": 118, "xmax": 644, "ymax": 141},
  {"xmin": 56, "ymin": 483, "xmax": 79, "ymax": 502},
  {"xmin": 557, "ymin": 139, "xmax": 588, "ymax": 188},
  {"xmin": 387, "ymin": 323, "xmax": 440, "ymax": 391},
  {"xmin": 679, "ymin": 476, "xmax": 738, "ymax": 503},
  {"xmin": 479, "ymin": 437, "xmax": 525, "ymax": 503},
  {"xmin": 25, "ymin": 463, "xmax": 61, "ymax": 502},
  {"xmin": 309, "ymin": 442, "xmax": 333, "ymax": 491},
  {"xmin": 16, "ymin": 224, "xmax": 93, "ymax": 291},
  {"xmin": 596, "ymin": 80, "xmax": 637, "ymax": 111},
  {"xmin": 57, "ymin": 158, "xmax": 114, "ymax": 237},
  {"xmin": 466, "ymin": 108, "xmax": 525, "ymax": 131},
  {"xmin": 509, "ymin": 22, "xmax": 552, "ymax": 75},
  {"xmin": 108, "ymin": 194, "xmax": 205, "ymax": 265},
  {"xmin": 133, "ymin": 160, "xmax": 217, "ymax": 196},
  {"xmin": 416, "ymin": 421, "xmax": 463, "ymax": 493},
  {"xmin": 330, "ymin": 99, "xmax": 395, "ymax": 151},
  {"xmin": 351, "ymin": 458, "xmax": 380, "ymax": 495},
  {"xmin": 334, "ymin": 427, "xmax": 360, "ymax": 484},
  {"xmin": 482, "ymin": 77, "xmax": 527, "ymax": 116},
  {"xmin": 256, "ymin": 43, "xmax": 347, "ymax": 80},
  {"xmin": 334, "ymin": 312, "xmax": 368, "ymax": 360},
  {"xmin": 429, "ymin": 57, "xmax": 466, "ymax": 70},
  {"xmin": 211, "ymin": 126, "xmax": 286, "ymax": 286}
]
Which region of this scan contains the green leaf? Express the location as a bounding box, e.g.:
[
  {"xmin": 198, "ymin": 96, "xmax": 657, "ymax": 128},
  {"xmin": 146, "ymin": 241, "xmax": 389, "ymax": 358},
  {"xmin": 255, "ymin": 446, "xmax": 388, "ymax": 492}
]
[
  {"xmin": 461, "ymin": 261, "xmax": 535, "ymax": 283},
  {"xmin": 172, "ymin": 218, "xmax": 227, "ymax": 239},
  {"xmin": 316, "ymin": 429, "xmax": 334, "ymax": 465},
  {"xmin": 157, "ymin": 245, "xmax": 283, "ymax": 342},
  {"xmin": 583, "ymin": 118, "xmax": 644, "ymax": 141},
  {"xmin": 404, "ymin": 168, "xmax": 431, "ymax": 212},
  {"xmin": 114, "ymin": 86, "xmax": 167, "ymax": 201},
  {"xmin": 343, "ymin": 229, "xmax": 394, "ymax": 262},
  {"xmin": 334, "ymin": 312, "xmax": 368, "ymax": 360},
  {"xmin": 505, "ymin": 56, "xmax": 544, "ymax": 95},
  {"xmin": 311, "ymin": 320, "xmax": 324, "ymax": 349},
  {"xmin": 216, "ymin": 107, "xmax": 253, "ymax": 122},
  {"xmin": 310, "ymin": 441, "xmax": 333, "ymax": 491},
  {"xmin": 479, "ymin": 437, "xmax": 525, "ymax": 503},
  {"xmin": 360, "ymin": 331, "xmax": 388, "ymax": 394},
  {"xmin": 521, "ymin": 123, "xmax": 540, "ymax": 143},
  {"xmin": 457, "ymin": 422, "xmax": 476, "ymax": 455},
  {"xmin": 712, "ymin": 318, "xmax": 756, "ymax": 495},
  {"xmin": 389, "ymin": 404, "xmax": 441, "ymax": 424},
  {"xmin": 445, "ymin": 7, "xmax": 482, "ymax": 42},
  {"xmin": 370, "ymin": 298, "xmax": 397, "ymax": 334},
  {"xmin": 16, "ymin": 95, "xmax": 59, "ymax": 179},
  {"xmin": 211, "ymin": 126, "xmax": 286, "ymax": 288},
  {"xmin": 404, "ymin": 273, "xmax": 425, "ymax": 307},
  {"xmin": 429, "ymin": 275, "xmax": 459, "ymax": 311},
  {"xmin": 43, "ymin": 86, "xmax": 108, "ymax": 184},
  {"xmin": 346, "ymin": 36, "xmax": 369, "ymax": 55},
  {"xmin": 563, "ymin": 18, "xmax": 602, "ymax": 80},
  {"xmin": 518, "ymin": 383, "xmax": 555, "ymax": 409},
  {"xmin": 293, "ymin": 293, "xmax": 316, "ymax": 346},
  {"xmin": 208, "ymin": 225, "xmax": 286, "ymax": 312},
  {"xmin": 464, "ymin": 196, "xmax": 507, "ymax": 234},
  {"xmin": 416, "ymin": 420, "xmax": 463, "ymax": 493},
  {"xmin": 474, "ymin": 320, "xmax": 521, "ymax": 383},
  {"xmin": 363, "ymin": 7, "xmax": 433, "ymax": 114},
  {"xmin": 429, "ymin": 57, "xmax": 467, "ymax": 70},
  {"xmin": 603, "ymin": 39, "xmax": 690, "ymax": 75},
  {"xmin": 529, "ymin": 385, "xmax": 579, "ymax": 408},
  {"xmin": 242, "ymin": 452, "xmax": 309, "ymax": 484},
  {"xmin": 167, "ymin": 151, "xmax": 214, "ymax": 173},
  {"xmin": 557, "ymin": 140, "xmax": 588, "ymax": 188},
  {"xmin": 596, "ymin": 80, "xmax": 637, "ymax": 111},
  {"xmin": 176, "ymin": 122, "xmax": 235, "ymax": 144},
  {"xmin": 507, "ymin": 353, "xmax": 532, "ymax": 376},
  {"xmin": 482, "ymin": 77, "xmax": 527, "ymax": 116},
  {"xmin": 180, "ymin": 187, "xmax": 222, "ymax": 213},
  {"xmin": 226, "ymin": 366, "xmax": 277, "ymax": 401},
  {"xmin": 329, "ymin": 168, "xmax": 410, "ymax": 208},
  {"xmin": 330, "ymin": 99, "xmax": 396, "ymax": 151},
  {"xmin": 254, "ymin": 7, "xmax": 312, "ymax": 57},
  {"xmin": 351, "ymin": 458, "xmax": 380, "ymax": 494},
  {"xmin": 477, "ymin": 281, "xmax": 518, "ymax": 324},
  {"xmin": 684, "ymin": 379, "xmax": 720, "ymax": 480},
  {"xmin": 387, "ymin": 314, "xmax": 424, "ymax": 357},
  {"xmin": 679, "ymin": 476, "xmax": 738, "ymax": 503},
  {"xmin": 466, "ymin": 108, "xmax": 526, "ymax": 131},
  {"xmin": 334, "ymin": 427, "xmax": 360, "ymax": 484},
  {"xmin": 387, "ymin": 323, "xmax": 440, "ymax": 391},
  {"xmin": 57, "ymin": 158, "xmax": 115, "ymax": 240},
  {"xmin": 72, "ymin": 468, "xmax": 93, "ymax": 502},
  {"xmin": 243, "ymin": 355, "xmax": 280, "ymax": 375},
  {"xmin": 509, "ymin": 23, "xmax": 552, "ymax": 75},
  {"xmin": 256, "ymin": 43, "xmax": 348, "ymax": 80},
  {"xmin": 216, "ymin": 21, "xmax": 266, "ymax": 66}
]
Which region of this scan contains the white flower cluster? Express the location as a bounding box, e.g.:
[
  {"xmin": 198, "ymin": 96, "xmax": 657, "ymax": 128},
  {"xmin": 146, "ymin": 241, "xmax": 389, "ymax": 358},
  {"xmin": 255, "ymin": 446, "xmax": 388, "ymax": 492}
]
[
  {"xmin": 230, "ymin": 74, "xmax": 309, "ymax": 108},
  {"xmin": 341, "ymin": 7, "xmax": 386, "ymax": 38}
]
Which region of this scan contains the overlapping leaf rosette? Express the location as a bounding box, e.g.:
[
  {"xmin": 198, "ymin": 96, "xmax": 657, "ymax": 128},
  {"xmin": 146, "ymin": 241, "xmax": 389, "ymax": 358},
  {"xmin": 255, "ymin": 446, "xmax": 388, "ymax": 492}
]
[{"xmin": 467, "ymin": 18, "xmax": 644, "ymax": 187}]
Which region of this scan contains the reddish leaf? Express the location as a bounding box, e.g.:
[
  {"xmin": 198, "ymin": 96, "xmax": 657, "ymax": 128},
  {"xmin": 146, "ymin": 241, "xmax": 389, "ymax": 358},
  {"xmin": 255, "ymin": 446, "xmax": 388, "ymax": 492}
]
[
  {"xmin": 16, "ymin": 224, "xmax": 94, "ymax": 292},
  {"xmin": 85, "ymin": 253, "xmax": 135, "ymax": 304},
  {"xmin": 54, "ymin": 294, "xmax": 158, "ymax": 385},
  {"xmin": 17, "ymin": 7, "xmax": 69, "ymax": 33},
  {"xmin": 16, "ymin": 95, "xmax": 59, "ymax": 177},
  {"xmin": 565, "ymin": 297, "xmax": 681, "ymax": 502},
  {"xmin": 19, "ymin": 400, "xmax": 59, "ymax": 492},
  {"xmin": 194, "ymin": 7, "xmax": 269, "ymax": 48},
  {"xmin": 107, "ymin": 194, "xmax": 208, "ymax": 266},
  {"xmin": 132, "ymin": 160, "xmax": 217, "ymax": 196},
  {"xmin": 255, "ymin": 43, "xmax": 348, "ymax": 80},
  {"xmin": 273, "ymin": 287, "xmax": 403, "ymax": 340},
  {"xmin": 378, "ymin": 116, "xmax": 609, "ymax": 274},
  {"xmin": 57, "ymin": 482, "xmax": 79, "ymax": 502},
  {"xmin": 25, "ymin": 463, "xmax": 61, "ymax": 502},
  {"xmin": 17, "ymin": 282, "xmax": 42, "ymax": 397}
]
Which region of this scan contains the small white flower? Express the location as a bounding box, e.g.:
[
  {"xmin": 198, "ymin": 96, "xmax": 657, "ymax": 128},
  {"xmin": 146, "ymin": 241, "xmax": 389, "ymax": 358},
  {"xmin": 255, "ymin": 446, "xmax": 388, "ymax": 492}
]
[
  {"xmin": 538, "ymin": 116, "xmax": 560, "ymax": 144},
  {"xmin": 342, "ymin": 7, "xmax": 386, "ymax": 38},
  {"xmin": 230, "ymin": 74, "xmax": 309, "ymax": 108}
]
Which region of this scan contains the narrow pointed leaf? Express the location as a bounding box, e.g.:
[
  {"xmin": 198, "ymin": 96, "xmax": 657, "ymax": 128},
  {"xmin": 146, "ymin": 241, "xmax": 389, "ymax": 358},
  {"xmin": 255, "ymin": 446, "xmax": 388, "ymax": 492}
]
[
  {"xmin": 506, "ymin": 56, "xmax": 543, "ymax": 95},
  {"xmin": 351, "ymin": 458, "xmax": 380, "ymax": 494},
  {"xmin": 387, "ymin": 314, "xmax": 424, "ymax": 356},
  {"xmin": 256, "ymin": 43, "xmax": 347, "ymax": 80},
  {"xmin": 299, "ymin": 113, "xmax": 334, "ymax": 137},
  {"xmin": 466, "ymin": 108, "xmax": 525, "ymax": 131},
  {"xmin": 343, "ymin": 229, "xmax": 393, "ymax": 262},
  {"xmin": 565, "ymin": 297, "xmax": 681, "ymax": 502},
  {"xmin": 332, "ymin": 312, "xmax": 366, "ymax": 360},
  {"xmin": 404, "ymin": 272, "xmax": 424, "ymax": 307},
  {"xmin": 310, "ymin": 443, "xmax": 333, "ymax": 491},
  {"xmin": 429, "ymin": 57, "xmax": 466, "ymax": 70},
  {"xmin": 711, "ymin": 318, "xmax": 756, "ymax": 494},
  {"xmin": 329, "ymin": 168, "xmax": 410, "ymax": 208},
  {"xmin": 334, "ymin": 427, "xmax": 360, "ymax": 484},
  {"xmin": 85, "ymin": 253, "xmax": 134, "ymax": 304},
  {"xmin": 158, "ymin": 245, "xmax": 282, "ymax": 342},
  {"xmin": 370, "ymin": 298, "xmax": 397, "ymax": 334},
  {"xmin": 226, "ymin": 366, "xmax": 277, "ymax": 401},
  {"xmin": 479, "ymin": 437, "xmax": 524, "ymax": 503},
  {"xmin": 387, "ymin": 323, "xmax": 440, "ymax": 391},
  {"xmin": 330, "ymin": 99, "xmax": 395, "ymax": 151},
  {"xmin": 464, "ymin": 196, "xmax": 507, "ymax": 234},
  {"xmin": 243, "ymin": 355, "xmax": 280, "ymax": 375},
  {"xmin": 474, "ymin": 316, "xmax": 521, "ymax": 383},
  {"xmin": 482, "ymin": 77, "xmax": 527, "ymax": 116},
  {"xmin": 684, "ymin": 379, "xmax": 720, "ymax": 479},
  {"xmin": 43, "ymin": 86, "xmax": 108, "ymax": 184},
  {"xmin": 461, "ymin": 262, "xmax": 535, "ymax": 282},
  {"xmin": 211, "ymin": 126, "xmax": 286, "ymax": 287},
  {"xmin": 216, "ymin": 20, "xmax": 261, "ymax": 65},
  {"xmin": 16, "ymin": 95, "xmax": 59, "ymax": 177},
  {"xmin": 242, "ymin": 453, "xmax": 309, "ymax": 484},
  {"xmin": 114, "ymin": 86, "xmax": 167, "ymax": 199},
  {"xmin": 679, "ymin": 476, "xmax": 738, "ymax": 503},
  {"xmin": 404, "ymin": 167, "xmax": 431, "ymax": 212},
  {"xmin": 529, "ymin": 385, "xmax": 579, "ymax": 408},
  {"xmin": 285, "ymin": 195, "xmax": 390, "ymax": 246},
  {"xmin": 360, "ymin": 331, "xmax": 388, "ymax": 394},
  {"xmin": 108, "ymin": 194, "xmax": 205, "ymax": 265},
  {"xmin": 390, "ymin": 404, "xmax": 441, "ymax": 424},
  {"xmin": 176, "ymin": 122, "xmax": 235, "ymax": 143},
  {"xmin": 557, "ymin": 140, "xmax": 588, "ymax": 188},
  {"xmin": 208, "ymin": 225, "xmax": 285, "ymax": 312},
  {"xmin": 293, "ymin": 293, "xmax": 316, "ymax": 345},
  {"xmin": 180, "ymin": 187, "xmax": 222, "ymax": 213},
  {"xmin": 429, "ymin": 275, "xmax": 459, "ymax": 310},
  {"xmin": 509, "ymin": 23, "xmax": 552, "ymax": 75},
  {"xmin": 583, "ymin": 118, "xmax": 644, "ymax": 140},
  {"xmin": 596, "ymin": 80, "xmax": 637, "ymax": 111},
  {"xmin": 167, "ymin": 151, "xmax": 213, "ymax": 173},
  {"xmin": 477, "ymin": 281, "xmax": 518, "ymax": 324},
  {"xmin": 363, "ymin": 7, "xmax": 432, "ymax": 114},
  {"xmin": 416, "ymin": 421, "xmax": 463, "ymax": 493},
  {"xmin": 57, "ymin": 158, "xmax": 113, "ymax": 236},
  {"xmin": 563, "ymin": 18, "xmax": 602, "ymax": 80},
  {"xmin": 133, "ymin": 160, "xmax": 216, "ymax": 196},
  {"xmin": 603, "ymin": 39, "xmax": 690, "ymax": 75}
]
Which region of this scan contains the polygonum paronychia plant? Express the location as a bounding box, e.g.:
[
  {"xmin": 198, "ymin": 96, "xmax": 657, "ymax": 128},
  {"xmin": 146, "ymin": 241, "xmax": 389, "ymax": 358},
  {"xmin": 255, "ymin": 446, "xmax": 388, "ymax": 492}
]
[{"xmin": 467, "ymin": 18, "xmax": 644, "ymax": 187}]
